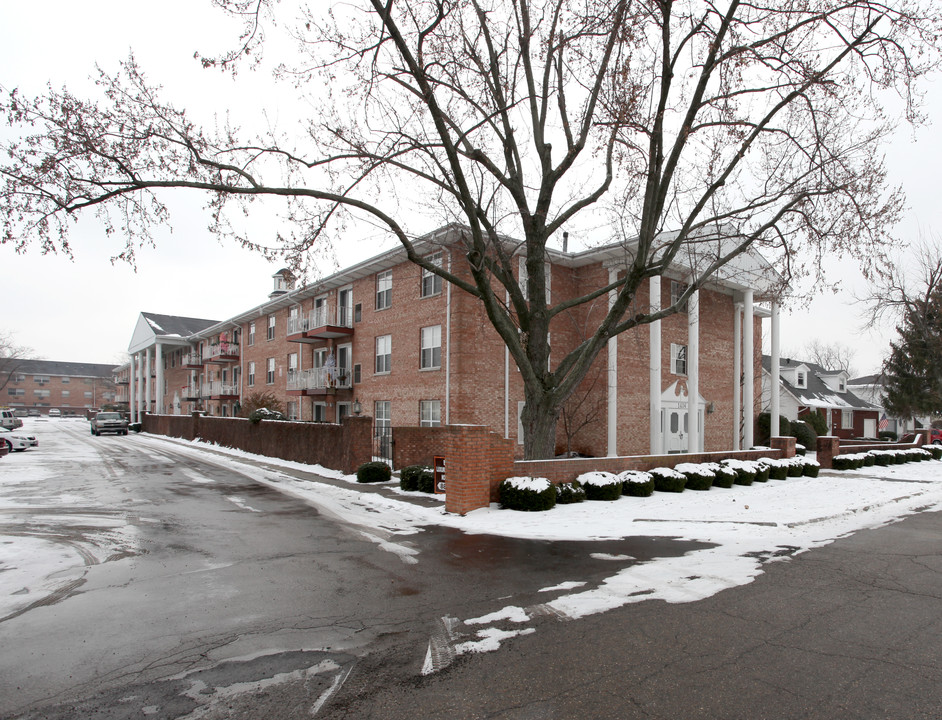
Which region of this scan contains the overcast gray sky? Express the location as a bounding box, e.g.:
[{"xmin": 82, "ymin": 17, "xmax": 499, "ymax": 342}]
[{"xmin": 2, "ymin": 1, "xmax": 940, "ymax": 375}]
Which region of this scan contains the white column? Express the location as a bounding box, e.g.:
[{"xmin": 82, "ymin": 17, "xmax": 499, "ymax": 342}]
[
  {"xmin": 732, "ymin": 303, "xmax": 742, "ymax": 450},
  {"xmin": 770, "ymin": 302, "xmax": 781, "ymax": 437},
  {"xmin": 687, "ymin": 288, "xmax": 700, "ymax": 453},
  {"xmin": 743, "ymin": 289, "xmax": 755, "ymax": 448},
  {"xmin": 136, "ymin": 352, "xmax": 144, "ymax": 420},
  {"xmin": 649, "ymin": 276, "xmax": 662, "ymax": 454},
  {"xmin": 155, "ymin": 342, "xmax": 164, "ymax": 416},
  {"xmin": 607, "ymin": 267, "xmax": 618, "ymax": 456},
  {"xmin": 145, "ymin": 347, "xmax": 152, "ymax": 415},
  {"xmin": 129, "ymin": 354, "xmax": 137, "ymax": 423}
]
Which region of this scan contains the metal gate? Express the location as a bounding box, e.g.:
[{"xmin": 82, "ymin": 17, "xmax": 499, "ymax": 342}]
[{"xmin": 373, "ymin": 424, "xmax": 393, "ymax": 466}]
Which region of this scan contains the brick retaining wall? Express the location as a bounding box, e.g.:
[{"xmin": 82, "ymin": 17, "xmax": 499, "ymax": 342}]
[{"xmin": 142, "ymin": 413, "xmax": 372, "ymax": 474}]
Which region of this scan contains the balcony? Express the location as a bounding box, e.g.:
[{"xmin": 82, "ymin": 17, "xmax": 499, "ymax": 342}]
[
  {"xmin": 287, "ymin": 305, "xmax": 354, "ymax": 343},
  {"xmin": 182, "ymin": 352, "xmax": 203, "ymax": 369},
  {"xmin": 203, "ymin": 341, "xmax": 240, "ymax": 364},
  {"xmin": 183, "ymin": 384, "xmax": 201, "ymax": 401},
  {"xmin": 286, "ymin": 366, "xmax": 353, "ymax": 396},
  {"xmin": 202, "ymin": 381, "xmax": 240, "ymax": 400}
]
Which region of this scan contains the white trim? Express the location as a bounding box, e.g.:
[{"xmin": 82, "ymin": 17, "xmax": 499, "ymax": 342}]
[{"xmin": 650, "ymin": 276, "xmax": 662, "ymax": 454}]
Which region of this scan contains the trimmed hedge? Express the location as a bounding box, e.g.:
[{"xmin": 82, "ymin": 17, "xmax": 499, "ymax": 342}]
[
  {"xmin": 399, "ymin": 464, "xmax": 431, "ymax": 492},
  {"xmin": 722, "ymin": 459, "xmax": 757, "ymax": 485},
  {"xmin": 674, "ymin": 463, "xmax": 714, "ymax": 491},
  {"xmin": 650, "ymin": 467, "xmax": 686, "ymax": 493},
  {"xmin": 357, "ymin": 461, "xmax": 392, "ymax": 483},
  {"xmin": 619, "ymin": 470, "xmax": 655, "ymax": 497},
  {"xmin": 556, "ymin": 481, "xmax": 587, "ymax": 504},
  {"xmin": 499, "ymin": 477, "xmax": 557, "ymax": 511},
  {"xmin": 578, "ymin": 471, "xmax": 623, "ymax": 501},
  {"xmin": 712, "ymin": 464, "xmax": 738, "ymax": 488},
  {"xmin": 765, "ymin": 459, "xmax": 788, "ymax": 480}
]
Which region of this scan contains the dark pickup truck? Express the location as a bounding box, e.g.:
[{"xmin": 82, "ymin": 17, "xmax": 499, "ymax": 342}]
[{"xmin": 90, "ymin": 412, "xmax": 129, "ymax": 436}]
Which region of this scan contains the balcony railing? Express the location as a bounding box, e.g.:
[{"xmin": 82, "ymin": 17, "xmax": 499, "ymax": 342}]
[
  {"xmin": 204, "ymin": 342, "xmax": 240, "ymax": 362},
  {"xmin": 202, "ymin": 381, "xmax": 240, "ymax": 397},
  {"xmin": 182, "ymin": 352, "xmax": 203, "ymax": 367},
  {"xmin": 286, "ymin": 366, "xmax": 352, "ymax": 392},
  {"xmin": 184, "ymin": 384, "xmax": 201, "ymax": 399}
]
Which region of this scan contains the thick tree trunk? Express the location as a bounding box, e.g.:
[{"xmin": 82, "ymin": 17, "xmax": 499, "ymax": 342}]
[{"xmin": 521, "ymin": 392, "xmax": 560, "ymax": 460}]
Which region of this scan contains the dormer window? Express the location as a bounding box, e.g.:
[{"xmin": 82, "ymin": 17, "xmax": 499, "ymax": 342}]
[
  {"xmin": 838, "ymin": 378, "xmax": 846, "ymax": 392},
  {"xmin": 796, "ymin": 371, "xmax": 806, "ymax": 388}
]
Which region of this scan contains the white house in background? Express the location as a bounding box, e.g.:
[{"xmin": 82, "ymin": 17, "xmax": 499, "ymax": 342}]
[
  {"xmin": 762, "ymin": 356, "xmax": 880, "ymax": 439},
  {"xmin": 847, "ymin": 373, "xmax": 928, "ymax": 438}
]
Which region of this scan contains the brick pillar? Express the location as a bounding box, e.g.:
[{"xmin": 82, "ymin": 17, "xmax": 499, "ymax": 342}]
[
  {"xmin": 444, "ymin": 425, "xmax": 509, "ymax": 515},
  {"xmin": 816, "ymin": 436, "xmax": 840, "ymax": 469},
  {"xmin": 341, "ymin": 415, "xmax": 373, "ymax": 474},
  {"xmin": 770, "ymin": 435, "xmax": 796, "ymax": 458}
]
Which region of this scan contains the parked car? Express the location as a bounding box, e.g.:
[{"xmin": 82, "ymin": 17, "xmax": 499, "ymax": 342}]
[
  {"xmin": 1, "ymin": 408, "xmax": 24, "ymax": 430},
  {"xmin": 929, "ymin": 428, "xmax": 942, "ymax": 445},
  {"xmin": 0, "ymin": 427, "xmax": 38, "ymax": 452},
  {"xmin": 48, "ymin": 409, "xmax": 61, "ymax": 418},
  {"xmin": 90, "ymin": 412, "xmax": 129, "ymax": 436}
]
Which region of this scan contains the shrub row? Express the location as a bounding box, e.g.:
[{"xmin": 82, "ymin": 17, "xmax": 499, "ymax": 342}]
[
  {"xmin": 833, "ymin": 447, "xmax": 933, "ymax": 470},
  {"xmin": 497, "ymin": 456, "xmax": 821, "ymax": 511}
]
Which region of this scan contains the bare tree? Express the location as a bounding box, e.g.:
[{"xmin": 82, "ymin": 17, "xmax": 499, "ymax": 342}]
[
  {"xmin": 0, "ymin": 331, "xmax": 35, "ymax": 394},
  {"xmin": 802, "ymin": 340, "xmax": 857, "ymax": 376},
  {"xmin": 2, "ymin": 1, "xmax": 939, "ymax": 457},
  {"xmin": 559, "ymin": 365, "xmax": 606, "ymax": 457}
]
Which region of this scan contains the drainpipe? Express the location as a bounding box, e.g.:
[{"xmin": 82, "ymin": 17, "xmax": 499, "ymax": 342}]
[
  {"xmin": 445, "ymin": 251, "xmax": 452, "ymax": 425},
  {"xmin": 607, "ymin": 267, "xmax": 618, "ymax": 456}
]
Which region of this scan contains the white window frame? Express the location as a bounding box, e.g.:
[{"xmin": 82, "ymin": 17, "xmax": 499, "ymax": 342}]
[
  {"xmin": 421, "ymin": 253, "xmax": 443, "ymax": 298},
  {"xmin": 375, "ymin": 400, "xmax": 391, "ymax": 429},
  {"xmin": 671, "ymin": 280, "xmax": 688, "ymax": 313},
  {"xmin": 420, "ymin": 325, "xmax": 442, "ymax": 370},
  {"xmin": 267, "ymin": 314, "xmax": 276, "ymax": 341},
  {"xmin": 266, "ymin": 357, "xmax": 276, "ymax": 385},
  {"xmin": 376, "ymin": 270, "xmax": 392, "ymax": 310},
  {"xmin": 287, "ymin": 352, "xmax": 299, "ymax": 382},
  {"xmin": 248, "ymin": 322, "xmax": 256, "ymax": 346},
  {"xmin": 841, "ymin": 409, "xmax": 853, "ymax": 429},
  {"xmin": 670, "ymin": 343, "xmax": 687, "ymax": 376},
  {"xmin": 375, "ymin": 335, "xmax": 392, "ymax": 374},
  {"xmin": 420, "ymin": 399, "xmax": 441, "ymax": 427},
  {"xmin": 248, "ymin": 361, "xmax": 256, "ymax": 387},
  {"xmin": 796, "ymin": 371, "xmax": 806, "ymax": 388}
]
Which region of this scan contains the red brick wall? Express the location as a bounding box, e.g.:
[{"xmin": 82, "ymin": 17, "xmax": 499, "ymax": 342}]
[{"xmin": 142, "ymin": 413, "xmax": 373, "ymax": 474}]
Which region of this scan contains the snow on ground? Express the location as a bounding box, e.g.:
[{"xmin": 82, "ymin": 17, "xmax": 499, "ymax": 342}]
[{"xmin": 4, "ymin": 421, "xmax": 942, "ymax": 657}]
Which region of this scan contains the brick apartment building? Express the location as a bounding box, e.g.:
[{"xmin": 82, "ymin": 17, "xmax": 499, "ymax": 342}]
[
  {"xmin": 122, "ymin": 224, "xmax": 783, "ymax": 457},
  {"xmin": 2, "ymin": 359, "xmax": 119, "ymax": 415}
]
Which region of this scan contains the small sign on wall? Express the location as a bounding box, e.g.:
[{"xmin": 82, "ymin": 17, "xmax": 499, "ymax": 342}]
[{"xmin": 433, "ymin": 455, "xmax": 446, "ymax": 494}]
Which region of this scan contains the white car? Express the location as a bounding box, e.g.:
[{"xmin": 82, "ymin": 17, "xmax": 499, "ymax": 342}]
[{"xmin": 0, "ymin": 426, "xmax": 38, "ymax": 452}]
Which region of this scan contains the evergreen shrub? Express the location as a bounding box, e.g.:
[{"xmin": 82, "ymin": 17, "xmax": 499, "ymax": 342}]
[
  {"xmin": 712, "ymin": 464, "xmax": 738, "ymax": 488},
  {"xmin": 722, "ymin": 459, "xmax": 758, "ymax": 485},
  {"xmin": 618, "ymin": 470, "xmax": 655, "ymax": 497},
  {"xmin": 399, "ymin": 465, "xmax": 429, "ymax": 492},
  {"xmin": 499, "ymin": 477, "xmax": 557, "ymax": 511},
  {"xmin": 357, "ymin": 461, "xmax": 392, "ymax": 483},
  {"xmin": 650, "ymin": 467, "xmax": 686, "ymax": 493},
  {"xmin": 578, "ymin": 471, "xmax": 623, "ymax": 501},
  {"xmin": 556, "ymin": 481, "xmax": 586, "ymax": 504},
  {"xmin": 674, "ymin": 463, "xmax": 715, "ymax": 491}
]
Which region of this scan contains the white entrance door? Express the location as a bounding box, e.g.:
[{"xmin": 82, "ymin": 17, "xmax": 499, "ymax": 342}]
[
  {"xmin": 664, "ymin": 408, "xmax": 688, "ymax": 454},
  {"xmin": 864, "ymin": 418, "xmax": 877, "ymax": 438}
]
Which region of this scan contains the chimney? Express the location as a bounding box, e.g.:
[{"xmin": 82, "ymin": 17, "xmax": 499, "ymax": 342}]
[{"xmin": 563, "ymin": 231, "xmax": 569, "ymax": 253}]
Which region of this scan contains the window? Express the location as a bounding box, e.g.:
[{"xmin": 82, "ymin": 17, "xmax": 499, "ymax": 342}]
[
  {"xmin": 796, "ymin": 371, "xmax": 806, "ymax": 388},
  {"xmin": 248, "ymin": 361, "xmax": 256, "ymax": 387},
  {"xmin": 287, "ymin": 401, "xmax": 299, "ymax": 421},
  {"xmin": 670, "ymin": 344, "xmax": 687, "ymax": 375},
  {"xmin": 313, "ymin": 403, "xmax": 327, "ymax": 422},
  {"xmin": 83, "ymin": 391, "xmax": 92, "ymax": 399},
  {"xmin": 248, "ymin": 322, "xmax": 256, "ymax": 346},
  {"xmin": 266, "ymin": 358, "xmax": 276, "ymax": 384},
  {"xmin": 421, "ymin": 253, "xmax": 443, "ymax": 297},
  {"xmin": 376, "ymin": 270, "xmax": 392, "ymax": 310},
  {"xmin": 420, "ymin": 400, "xmax": 441, "ymax": 427},
  {"xmin": 61, "ymin": 377, "xmax": 70, "ymax": 384},
  {"xmin": 267, "ymin": 314, "xmax": 276, "ymax": 341},
  {"xmin": 518, "ymin": 256, "xmax": 552, "ymax": 302},
  {"xmin": 375, "ymin": 401, "xmax": 391, "ymax": 430},
  {"xmin": 62, "ymin": 390, "xmax": 70, "ymax": 397},
  {"xmin": 838, "ymin": 378, "xmax": 846, "ymax": 392},
  {"xmin": 287, "ymin": 352, "xmax": 298, "ymax": 382},
  {"xmin": 7, "ymin": 388, "xmax": 23, "ymax": 396},
  {"xmin": 375, "ymin": 335, "xmax": 392, "ymax": 374},
  {"xmin": 841, "ymin": 410, "xmax": 853, "ymax": 428},
  {"xmin": 34, "ymin": 376, "xmax": 50, "ymax": 384},
  {"xmin": 671, "ymin": 281, "xmax": 688, "ymax": 312},
  {"xmin": 338, "ymin": 288, "xmax": 353, "ymax": 326},
  {"xmin": 420, "ymin": 325, "xmax": 442, "ymax": 369}
]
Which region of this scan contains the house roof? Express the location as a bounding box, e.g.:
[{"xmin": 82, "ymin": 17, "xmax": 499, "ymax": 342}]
[
  {"xmin": 848, "ymin": 373, "xmax": 885, "ymax": 386},
  {"xmin": 140, "ymin": 312, "xmax": 220, "ymax": 338},
  {"xmin": 762, "ymin": 356, "xmax": 878, "ymax": 411},
  {"xmin": 8, "ymin": 359, "xmax": 119, "ymax": 378}
]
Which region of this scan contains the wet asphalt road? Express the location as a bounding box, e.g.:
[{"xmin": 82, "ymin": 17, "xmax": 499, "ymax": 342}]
[
  {"xmin": 1, "ymin": 422, "xmax": 940, "ymax": 719},
  {"xmin": 0, "ymin": 422, "xmax": 702, "ymax": 719}
]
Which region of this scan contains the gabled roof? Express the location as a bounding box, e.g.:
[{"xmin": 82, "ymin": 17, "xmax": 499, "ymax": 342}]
[
  {"xmin": 848, "ymin": 373, "xmax": 885, "ymax": 386},
  {"xmin": 129, "ymin": 312, "xmax": 219, "ymax": 353},
  {"xmin": 763, "ymin": 356, "xmax": 877, "ymax": 411},
  {"xmin": 7, "ymin": 359, "xmax": 118, "ymax": 378}
]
